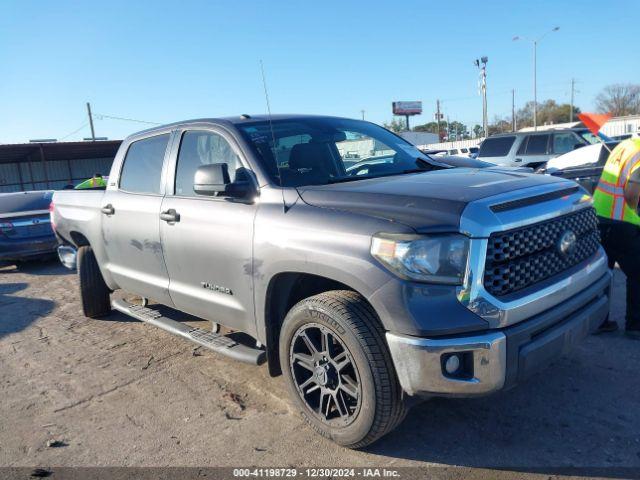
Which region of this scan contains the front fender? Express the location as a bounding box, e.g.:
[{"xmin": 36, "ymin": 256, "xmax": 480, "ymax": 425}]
[{"xmin": 253, "ymin": 199, "xmax": 410, "ymax": 341}]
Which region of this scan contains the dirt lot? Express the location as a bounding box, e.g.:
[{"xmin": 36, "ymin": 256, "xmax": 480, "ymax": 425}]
[{"xmin": 1, "ymin": 260, "xmax": 639, "ymax": 478}]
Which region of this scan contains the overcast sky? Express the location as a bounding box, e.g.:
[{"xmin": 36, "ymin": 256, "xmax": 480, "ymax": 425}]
[{"xmin": 1, "ymin": 0, "xmax": 638, "ymax": 143}]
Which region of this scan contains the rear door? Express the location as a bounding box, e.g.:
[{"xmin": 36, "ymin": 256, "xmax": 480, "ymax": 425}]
[
  {"xmin": 101, "ymin": 133, "xmax": 174, "ymax": 305},
  {"xmin": 159, "ymin": 127, "xmax": 258, "ymax": 333}
]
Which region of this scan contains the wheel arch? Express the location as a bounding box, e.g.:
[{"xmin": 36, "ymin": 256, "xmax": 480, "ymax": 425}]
[
  {"xmin": 263, "ymin": 271, "xmax": 379, "ymax": 377},
  {"xmin": 67, "ymin": 231, "xmax": 118, "ymax": 291},
  {"xmin": 69, "ymin": 230, "xmax": 90, "ymax": 247}
]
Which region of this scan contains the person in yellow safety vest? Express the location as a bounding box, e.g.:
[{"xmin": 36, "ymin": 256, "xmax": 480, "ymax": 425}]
[
  {"xmin": 592, "ymin": 138, "xmax": 640, "ymax": 338},
  {"xmin": 75, "ymin": 173, "xmax": 107, "ymax": 190}
]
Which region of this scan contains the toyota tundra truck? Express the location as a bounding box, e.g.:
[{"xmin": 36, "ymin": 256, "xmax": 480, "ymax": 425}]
[{"xmin": 51, "ymin": 115, "xmax": 611, "ymax": 448}]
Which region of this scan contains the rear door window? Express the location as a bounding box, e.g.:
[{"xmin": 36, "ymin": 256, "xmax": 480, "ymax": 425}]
[
  {"xmin": 119, "ymin": 134, "xmax": 170, "ymax": 194},
  {"xmin": 478, "ymin": 136, "xmax": 515, "ymax": 157},
  {"xmin": 523, "ymin": 134, "xmax": 550, "ymax": 155}
]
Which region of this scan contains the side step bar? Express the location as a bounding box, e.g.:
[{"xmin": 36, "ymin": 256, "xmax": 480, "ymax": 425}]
[{"xmin": 112, "ymin": 299, "xmax": 266, "ymax": 365}]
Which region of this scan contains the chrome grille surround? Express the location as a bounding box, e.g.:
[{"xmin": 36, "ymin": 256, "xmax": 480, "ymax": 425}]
[{"xmin": 457, "ymin": 181, "xmax": 609, "ymax": 329}]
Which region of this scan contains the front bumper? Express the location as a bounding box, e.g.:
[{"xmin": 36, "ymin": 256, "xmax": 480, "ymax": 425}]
[{"xmin": 386, "ymin": 270, "xmax": 611, "ymax": 397}]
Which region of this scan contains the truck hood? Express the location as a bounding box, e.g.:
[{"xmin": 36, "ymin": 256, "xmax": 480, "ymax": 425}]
[{"xmin": 297, "ymin": 168, "xmax": 572, "ymax": 232}]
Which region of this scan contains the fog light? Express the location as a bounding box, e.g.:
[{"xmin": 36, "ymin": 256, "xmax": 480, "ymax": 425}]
[{"xmin": 444, "ymin": 354, "xmax": 461, "ymax": 374}]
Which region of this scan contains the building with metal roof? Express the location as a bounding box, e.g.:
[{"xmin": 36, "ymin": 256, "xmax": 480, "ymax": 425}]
[{"xmin": 0, "ymin": 140, "xmax": 121, "ymax": 192}]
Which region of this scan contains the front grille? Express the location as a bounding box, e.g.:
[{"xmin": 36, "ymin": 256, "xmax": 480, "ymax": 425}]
[{"xmin": 483, "ymin": 207, "xmax": 600, "ymax": 297}]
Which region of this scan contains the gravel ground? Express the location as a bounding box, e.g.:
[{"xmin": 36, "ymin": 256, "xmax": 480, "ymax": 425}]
[{"xmin": 1, "ymin": 259, "xmax": 639, "ymax": 479}]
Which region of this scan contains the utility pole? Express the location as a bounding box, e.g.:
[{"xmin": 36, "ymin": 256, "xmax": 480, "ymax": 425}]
[
  {"xmin": 86, "ymin": 102, "xmax": 96, "ymax": 141},
  {"xmin": 436, "ymin": 100, "xmax": 441, "ymax": 141},
  {"xmin": 570, "ymin": 78, "xmax": 575, "ymax": 122},
  {"xmin": 361, "ymin": 110, "xmax": 365, "ymax": 120},
  {"xmin": 446, "ymin": 115, "xmax": 450, "ymax": 141},
  {"xmin": 512, "ymin": 89, "xmax": 516, "ymax": 132},
  {"xmin": 405, "ymin": 115, "xmax": 410, "ymax": 131}
]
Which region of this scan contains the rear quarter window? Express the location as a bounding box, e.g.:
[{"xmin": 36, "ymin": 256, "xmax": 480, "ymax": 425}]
[
  {"xmin": 478, "ymin": 136, "xmax": 515, "ymax": 157},
  {"xmin": 523, "ymin": 134, "xmax": 550, "ymax": 155}
]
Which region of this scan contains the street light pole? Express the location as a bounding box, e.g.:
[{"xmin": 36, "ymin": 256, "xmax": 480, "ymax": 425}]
[
  {"xmin": 513, "ymin": 27, "xmax": 559, "ymax": 131},
  {"xmin": 474, "ymin": 56, "xmax": 489, "ymax": 138}
]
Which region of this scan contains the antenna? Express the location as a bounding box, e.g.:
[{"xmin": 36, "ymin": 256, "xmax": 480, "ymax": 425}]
[{"xmin": 260, "ymin": 60, "xmax": 287, "ymax": 212}]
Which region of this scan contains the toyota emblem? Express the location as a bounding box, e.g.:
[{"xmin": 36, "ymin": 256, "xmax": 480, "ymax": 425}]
[{"xmin": 558, "ymin": 230, "xmax": 577, "ymax": 257}]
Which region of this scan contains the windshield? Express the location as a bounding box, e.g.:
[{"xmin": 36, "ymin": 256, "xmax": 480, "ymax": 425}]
[
  {"xmin": 237, "ymin": 117, "xmax": 441, "ymax": 187},
  {"xmin": 576, "ymin": 130, "xmax": 600, "ymax": 145}
]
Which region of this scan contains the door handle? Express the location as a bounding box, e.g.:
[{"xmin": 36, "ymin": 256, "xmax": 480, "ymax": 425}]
[
  {"xmin": 514, "ymin": 158, "xmax": 523, "ymax": 163},
  {"xmin": 101, "ymin": 204, "xmax": 115, "ymax": 215},
  {"xmin": 160, "ymin": 209, "xmax": 180, "ymax": 223}
]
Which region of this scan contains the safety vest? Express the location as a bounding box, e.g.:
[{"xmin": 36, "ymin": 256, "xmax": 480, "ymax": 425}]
[
  {"xmin": 593, "ymin": 138, "xmax": 640, "ymax": 226},
  {"xmin": 89, "ymin": 177, "xmax": 106, "ymax": 187},
  {"xmin": 75, "ymin": 176, "xmax": 107, "ymax": 189}
]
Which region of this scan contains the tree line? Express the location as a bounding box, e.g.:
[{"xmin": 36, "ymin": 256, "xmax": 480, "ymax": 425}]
[{"xmin": 384, "ymin": 83, "xmax": 640, "ymax": 140}]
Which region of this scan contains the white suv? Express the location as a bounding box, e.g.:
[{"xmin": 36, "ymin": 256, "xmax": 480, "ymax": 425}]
[{"xmin": 478, "ymin": 130, "xmax": 588, "ymax": 168}]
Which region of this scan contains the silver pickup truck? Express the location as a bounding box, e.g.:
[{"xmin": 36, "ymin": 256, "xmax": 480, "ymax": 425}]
[{"xmin": 51, "ymin": 115, "xmax": 611, "ymax": 448}]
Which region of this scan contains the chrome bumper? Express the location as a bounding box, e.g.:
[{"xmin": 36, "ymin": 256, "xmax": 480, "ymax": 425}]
[
  {"xmin": 387, "ymin": 270, "xmax": 611, "ymax": 397},
  {"xmin": 387, "ymin": 331, "xmax": 506, "ymax": 396}
]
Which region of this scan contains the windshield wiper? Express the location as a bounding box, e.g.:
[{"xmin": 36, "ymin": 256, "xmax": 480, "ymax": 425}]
[
  {"xmin": 327, "ymin": 175, "xmax": 377, "ymax": 184},
  {"xmin": 327, "ymin": 167, "xmax": 431, "ymax": 184}
]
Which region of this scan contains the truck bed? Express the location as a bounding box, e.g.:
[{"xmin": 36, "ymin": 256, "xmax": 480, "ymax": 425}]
[{"xmin": 51, "ymin": 190, "xmax": 105, "ymax": 250}]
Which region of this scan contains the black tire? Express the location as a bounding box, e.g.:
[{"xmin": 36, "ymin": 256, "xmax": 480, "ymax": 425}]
[
  {"xmin": 279, "ymin": 290, "xmax": 406, "ymax": 448},
  {"xmin": 77, "ymin": 245, "xmax": 111, "ymax": 318}
]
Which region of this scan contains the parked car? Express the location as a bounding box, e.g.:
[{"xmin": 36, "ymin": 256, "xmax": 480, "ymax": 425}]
[
  {"xmin": 446, "ymin": 146, "xmax": 480, "ymax": 158},
  {"xmin": 541, "ymin": 141, "xmax": 619, "ymax": 194},
  {"xmin": 428, "ymin": 147, "xmax": 479, "ymax": 158},
  {"xmin": 478, "ymin": 129, "xmax": 589, "ymax": 168},
  {"xmin": 0, "ymin": 190, "xmax": 56, "ymax": 265},
  {"xmin": 52, "ymin": 114, "xmax": 610, "ymax": 448},
  {"xmin": 411, "ymin": 149, "xmax": 489, "ymax": 168}
]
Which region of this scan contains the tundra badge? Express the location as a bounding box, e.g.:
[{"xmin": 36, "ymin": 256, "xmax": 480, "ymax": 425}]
[{"xmin": 201, "ymin": 282, "xmax": 233, "ymax": 295}]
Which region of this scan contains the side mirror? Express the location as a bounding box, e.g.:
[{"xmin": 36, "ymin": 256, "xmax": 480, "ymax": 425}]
[
  {"xmin": 194, "ymin": 163, "xmax": 231, "ymax": 196},
  {"xmin": 193, "ymin": 163, "xmax": 254, "ymax": 199}
]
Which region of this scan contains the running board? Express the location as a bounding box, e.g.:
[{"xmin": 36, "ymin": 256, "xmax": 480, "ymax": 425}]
[{"xmin": 111, "ymin": 299, "xmax": 266, "ymax": 365}]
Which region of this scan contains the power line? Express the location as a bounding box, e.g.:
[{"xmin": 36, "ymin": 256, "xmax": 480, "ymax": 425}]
[
  {"xmin": 59, "ymin": 121, "xmax": 89, "ymax": 141},
  {"xmin": 94, "ymin": 113, "xmax": 162, "ymax": 125}
]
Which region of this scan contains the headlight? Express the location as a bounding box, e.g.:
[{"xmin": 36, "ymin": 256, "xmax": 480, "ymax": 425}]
[{"xmin": 371, "ymin": 233, "xmax": 469, "ymax": 285}]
